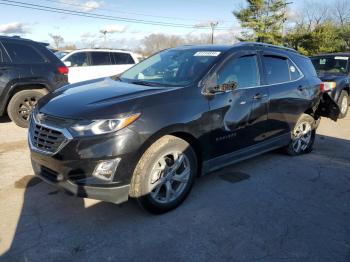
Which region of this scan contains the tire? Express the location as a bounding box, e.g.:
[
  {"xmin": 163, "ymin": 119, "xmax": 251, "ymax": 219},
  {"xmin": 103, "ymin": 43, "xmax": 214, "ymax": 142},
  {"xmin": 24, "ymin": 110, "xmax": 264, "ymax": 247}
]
[
  {"xmin": 337, "ymin": 90, "xmax": 349, "ymax": 119},
  {"xmin": 130, "ymin": 135, "xmax": 197, "ymax": 214},
  {"xmin": 7, "ymin": 89, "xmax": 47, "ymax": 128},
  {"xmin": 285, "ymin": 114, "xmax": 316, "ymax": 156}
]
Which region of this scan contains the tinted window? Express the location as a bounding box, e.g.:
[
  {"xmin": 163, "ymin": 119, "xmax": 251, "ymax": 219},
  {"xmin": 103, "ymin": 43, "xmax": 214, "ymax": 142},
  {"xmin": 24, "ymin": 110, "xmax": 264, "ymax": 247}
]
[
  {"xmin": 288, "ymin": 59, "xmax": 301, "ymax": 80},
  {"xmin": 0, "ymin": 45, "xmax": 4, "ymax": 63},
  {"xmin": 90, "ymin": 52, "xmax": 112, "ymax": 66},
  {"xmin": 66, "ymin": 52, "xmax": 89, "ymax": 67},
  {"xmin": 300, "ymin": 57, "xmax": 317, "ymax": 77},
  {"xmin": 217, "ymin": 55, "xmax": 260, "ymax": 88},
  {"xmin": 263, "ymin": 56, "xmax": 290, "ymax": 84},
  {"xmin": 112, "ymin": 52, "xmax": 135, "ymax": 64},
  {"xmin": 311, "ymin": 55, "xmax": 349, "ymax": 74},
  {"xmin": 2, "ymin": 41, "xmax": 45, "ymax": 63}
]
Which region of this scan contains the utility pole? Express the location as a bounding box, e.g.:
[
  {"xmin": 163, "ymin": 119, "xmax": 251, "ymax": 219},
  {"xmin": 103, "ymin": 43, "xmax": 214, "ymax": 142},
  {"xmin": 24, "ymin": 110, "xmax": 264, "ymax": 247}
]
[
  {"xmin": 210, "ymin": 21, "xmax": 219, "ymax": 44},
  {"xmin": 100, "ymin": 30, "xmax": 108, "ymax": 47},
  {"xmin": 282, "ymin": 1, "xmax": 293, "ymax": 44}
]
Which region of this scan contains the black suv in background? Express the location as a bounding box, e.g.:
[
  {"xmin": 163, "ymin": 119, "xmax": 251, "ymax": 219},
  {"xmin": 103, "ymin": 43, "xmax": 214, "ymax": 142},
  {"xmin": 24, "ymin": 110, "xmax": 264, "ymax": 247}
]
[
  {"xmin": 29, "ymin": 43, "xmax": 339, "ymax": 213},
  {"xmin": 311, "ymin": 53, "xmax": 350, "ymax": 118},
  {"xmin": 0, "ymin": 36, "xmax": 69, "ymax": 127}
]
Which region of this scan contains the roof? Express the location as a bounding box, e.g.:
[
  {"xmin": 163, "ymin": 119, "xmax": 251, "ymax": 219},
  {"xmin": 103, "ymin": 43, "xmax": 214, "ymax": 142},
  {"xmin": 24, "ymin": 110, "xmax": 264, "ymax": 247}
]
[
  {"xmin": 0, "ymin": 35, "xmax": 49, "ymax": 46},
  {"xmin": 174, "ymin": 42, "xmax": 299, "ymax": 54},
  {"xmin": 310, "ymin": 53, "xmax": 350, "ymax": 57},
  {"xmin": 69, "ymin": 48, "xmax": 135, "ymax": 54}
]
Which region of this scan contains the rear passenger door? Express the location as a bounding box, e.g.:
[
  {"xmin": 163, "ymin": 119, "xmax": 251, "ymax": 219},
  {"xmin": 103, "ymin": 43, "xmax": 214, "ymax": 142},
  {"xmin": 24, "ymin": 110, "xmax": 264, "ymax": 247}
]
[
  {"xmin": 63, "ymin": 51, "xmax": 90, "ymax": 83},
  {"xmin": 88, "ymin": 51, "xmax": 115, "ymax": 79},
  {"xmin": 261, "ymin": 52, "xmax": 309, "ymax": 139},
  {"xmin": 0, "ymin": 41, "xmax": 15, "ymax": 111},
  {"xmin": 1, "ymin": 39, "xmax": 48, "ymax": 83}
]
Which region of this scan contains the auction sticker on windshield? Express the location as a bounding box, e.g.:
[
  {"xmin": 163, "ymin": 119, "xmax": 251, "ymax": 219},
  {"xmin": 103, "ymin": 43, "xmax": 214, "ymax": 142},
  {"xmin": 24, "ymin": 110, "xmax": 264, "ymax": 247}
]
[
  {"xmin": 194, "ymin": 51, "xmax": 221, "ymax": 57},
  {"xmin": 335, "ymin": 56, "xmax": 349, "ymax": 60}
]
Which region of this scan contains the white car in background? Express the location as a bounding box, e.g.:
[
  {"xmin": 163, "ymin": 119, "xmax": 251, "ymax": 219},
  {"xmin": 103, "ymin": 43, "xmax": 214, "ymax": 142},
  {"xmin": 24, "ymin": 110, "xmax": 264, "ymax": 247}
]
[{"xmin": 60, "ymin": 49, "xmax": 139, "ymax": 83}]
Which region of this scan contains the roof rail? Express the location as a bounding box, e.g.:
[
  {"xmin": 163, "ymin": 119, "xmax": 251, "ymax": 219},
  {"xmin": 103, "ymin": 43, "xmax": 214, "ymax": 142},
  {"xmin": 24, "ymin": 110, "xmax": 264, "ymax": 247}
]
[{"xmin": 236, "ymin": 42, "xmax": 298, "ymax": 53}]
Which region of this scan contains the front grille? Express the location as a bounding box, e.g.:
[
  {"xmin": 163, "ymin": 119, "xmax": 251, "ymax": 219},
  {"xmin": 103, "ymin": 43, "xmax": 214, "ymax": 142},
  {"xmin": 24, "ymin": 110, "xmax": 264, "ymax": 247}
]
[{"xmin": 30, "ymin": 123, "xmax": 67, "ymax": 154}]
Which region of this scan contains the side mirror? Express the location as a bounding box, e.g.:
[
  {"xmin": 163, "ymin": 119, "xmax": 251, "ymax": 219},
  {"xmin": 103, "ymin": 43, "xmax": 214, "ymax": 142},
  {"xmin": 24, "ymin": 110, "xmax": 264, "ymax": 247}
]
[
  {"xmin": 64, "ymin": 61, "xmax": 72, "ymax": 67},
  {"xmin": 207, "ymin": 81, "xmax": 238, "ymax": 94}
]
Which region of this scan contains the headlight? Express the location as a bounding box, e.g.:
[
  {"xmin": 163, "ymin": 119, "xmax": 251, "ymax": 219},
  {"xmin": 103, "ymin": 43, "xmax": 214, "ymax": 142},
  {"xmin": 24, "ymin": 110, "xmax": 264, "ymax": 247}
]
[{"xmin": 70, "ymin": 113, "xmax": 141, "ymax": 136}]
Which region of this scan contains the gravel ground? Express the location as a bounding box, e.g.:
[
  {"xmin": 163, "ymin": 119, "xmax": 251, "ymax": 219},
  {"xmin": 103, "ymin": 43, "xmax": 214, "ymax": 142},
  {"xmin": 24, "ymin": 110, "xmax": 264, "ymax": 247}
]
[{"xmin": 0, "ymin": 114, "xmax": 349, "ymax": 262}]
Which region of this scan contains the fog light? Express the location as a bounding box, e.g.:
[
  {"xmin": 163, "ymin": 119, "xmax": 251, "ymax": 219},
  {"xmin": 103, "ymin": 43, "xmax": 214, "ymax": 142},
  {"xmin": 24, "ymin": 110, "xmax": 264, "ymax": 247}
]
[{"xmin": 92, "ymin": 159, "xmax": 120, "ymax": 181}]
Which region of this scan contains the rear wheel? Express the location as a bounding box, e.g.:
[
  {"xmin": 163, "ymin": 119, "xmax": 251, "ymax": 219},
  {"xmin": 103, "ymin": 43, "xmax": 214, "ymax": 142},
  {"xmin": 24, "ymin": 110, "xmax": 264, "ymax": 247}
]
[
  {"xmin": 338, "ymin": 90, "xmax": 349, "ymax": 119},
  {"xmin": 130, "ymin": 135, "xmax": 197, "ymax": 214},
  {"xmin": 7, "ymin": 89, "xmax": 47, "ymax": 128},
  {"xmin": 285, "ymin": 114, "xmax": 316, "ymax": 156}
]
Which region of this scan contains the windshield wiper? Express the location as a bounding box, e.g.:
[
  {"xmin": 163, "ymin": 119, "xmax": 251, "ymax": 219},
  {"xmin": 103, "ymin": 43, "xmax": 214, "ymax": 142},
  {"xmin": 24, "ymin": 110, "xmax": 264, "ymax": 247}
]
[{"xmin": 130, "ymin": 80, "xmax": 161, "ymax": 87}]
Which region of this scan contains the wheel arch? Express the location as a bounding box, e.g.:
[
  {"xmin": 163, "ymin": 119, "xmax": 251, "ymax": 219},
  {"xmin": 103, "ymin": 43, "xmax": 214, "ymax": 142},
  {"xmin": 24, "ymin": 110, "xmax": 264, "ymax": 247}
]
[
  {"xmin": 137, "ymin": 126, "xmax": 203, "ymax": 176},
  {"xmin": 1, "ymin": 82, "xmax": 49, "ymax": 115}
]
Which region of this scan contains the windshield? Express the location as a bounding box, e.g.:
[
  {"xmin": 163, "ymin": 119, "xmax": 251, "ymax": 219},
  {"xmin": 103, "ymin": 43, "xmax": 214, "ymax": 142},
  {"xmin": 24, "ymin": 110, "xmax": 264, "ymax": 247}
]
[
  {"xmin": 311, "ymin": 55, "xmax": 349, "ymax": 74},
  {"xmin": 55, "ymin": 51, "xmax": 69, "ymax": 59},
  {"xmin": 120, "ymin": 49, "xmax": 222, "ymax": 86}
]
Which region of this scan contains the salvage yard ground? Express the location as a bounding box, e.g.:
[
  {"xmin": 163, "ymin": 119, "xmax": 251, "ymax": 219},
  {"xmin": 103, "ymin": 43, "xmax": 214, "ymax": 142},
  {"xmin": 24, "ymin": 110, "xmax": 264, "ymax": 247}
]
[{"xmin": 0, "ymin": 115, "xmax": 349, "ymax": 262}]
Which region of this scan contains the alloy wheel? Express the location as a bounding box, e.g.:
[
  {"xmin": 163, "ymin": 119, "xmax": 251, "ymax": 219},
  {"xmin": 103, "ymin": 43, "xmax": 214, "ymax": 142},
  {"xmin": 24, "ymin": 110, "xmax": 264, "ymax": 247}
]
[
  {"xmin": 149, "ymin": 151, "xmax": 191, "ymax": 204},
  {"xmin": 292, "ymin": 121, "xmax": 312, "ymax": 153},
  {"xmin": 18, "ymin": 96, "xmax": 38, "ymax": 121},
  {"xmin": 340, "ymin": 95, "xmax": 348, "ymax": 115}
]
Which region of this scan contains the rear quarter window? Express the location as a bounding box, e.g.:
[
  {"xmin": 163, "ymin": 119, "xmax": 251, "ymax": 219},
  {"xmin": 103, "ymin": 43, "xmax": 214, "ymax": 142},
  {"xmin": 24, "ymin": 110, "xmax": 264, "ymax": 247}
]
[
  {"xmin": 2, "ymin": 41, "xmax": 45, "ymax": 64},
  {"xmin": 295, "ymin": 56, "xmax": 317, "ymax": 77},
  {"xmin": 112, "ymin": 52, "xmax": 135, "ymax": 65}
]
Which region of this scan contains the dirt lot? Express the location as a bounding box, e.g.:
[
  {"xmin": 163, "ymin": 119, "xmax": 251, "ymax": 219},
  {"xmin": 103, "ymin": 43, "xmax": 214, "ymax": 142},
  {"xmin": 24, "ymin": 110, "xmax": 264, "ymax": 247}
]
[{"xmin": 0, "ymin": 115, "xmax": 349, "ymax": 262}]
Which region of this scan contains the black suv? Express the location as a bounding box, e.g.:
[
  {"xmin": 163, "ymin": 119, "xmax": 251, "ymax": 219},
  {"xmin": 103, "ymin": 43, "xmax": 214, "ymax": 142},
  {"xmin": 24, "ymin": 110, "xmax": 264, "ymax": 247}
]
[
  {"xmin": 0, "ymin": 36, "xmax": 68, "ymax": 127},
  {"xmin": 310, "ymin": 53, "xmax": 350, "ymax": 118},
  {"xmin": 29, "ymin": 43, "xmax": 339, "ymax": 213}
]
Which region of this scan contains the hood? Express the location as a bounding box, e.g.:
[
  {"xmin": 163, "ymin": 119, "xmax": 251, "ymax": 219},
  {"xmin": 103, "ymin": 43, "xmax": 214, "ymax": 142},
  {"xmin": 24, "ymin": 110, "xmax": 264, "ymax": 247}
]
[
  {"xmin": 38, "ymin": 77, "xmax": 183, "ymax": 119},
  {"xmin": 317, "ymin": 72, "xmax": 347, "ymax": 82}
]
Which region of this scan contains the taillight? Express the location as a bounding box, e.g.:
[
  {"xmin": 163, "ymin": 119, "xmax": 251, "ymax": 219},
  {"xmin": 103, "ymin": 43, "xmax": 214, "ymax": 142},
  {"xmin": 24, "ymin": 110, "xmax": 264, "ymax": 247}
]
[
  {"xmin": 57, "ymin": 66, "xmax": 69, "ymax": 75},
  {"xmin": 320, "ymin": 82, "xmax": 336, "ymax": 92}
]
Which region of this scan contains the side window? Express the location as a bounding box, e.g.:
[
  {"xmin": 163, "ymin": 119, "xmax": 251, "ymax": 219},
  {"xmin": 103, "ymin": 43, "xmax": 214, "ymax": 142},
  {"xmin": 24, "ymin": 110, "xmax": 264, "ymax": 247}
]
[
  {"xmin": 263, "ymin": 55, "xmax": 290, "ymax": 84},
  {"xmin": 288, "ymin": 59, "xmax": 301, "ymax": 80},
  {"xmin": 112, "ymin": 52, "xmax": 135, "ymax": 65},
  {"xmin": 90, "ymin": 52, "xmax": 112, "ymax": 66},
  {"xmin": 2, "ymin": 41, "xmax": 45, "ymax": 63},
  {"xmin": 0, "ymin": 45, "xmax": 4, "ymax": 63},
  {"xmin": 217, "ymin": 55, "xmax": 260, "ymax": 88},
  {"xmin": 65, "ymin": 52, "xmax": 89, "ymax": 67}
]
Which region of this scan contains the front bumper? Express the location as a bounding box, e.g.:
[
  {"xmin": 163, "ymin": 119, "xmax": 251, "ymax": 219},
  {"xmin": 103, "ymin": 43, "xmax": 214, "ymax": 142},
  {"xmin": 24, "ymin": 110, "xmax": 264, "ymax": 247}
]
[{"xmin": 31, "ymin": 158, "xmax": 130, "ymax": 204}]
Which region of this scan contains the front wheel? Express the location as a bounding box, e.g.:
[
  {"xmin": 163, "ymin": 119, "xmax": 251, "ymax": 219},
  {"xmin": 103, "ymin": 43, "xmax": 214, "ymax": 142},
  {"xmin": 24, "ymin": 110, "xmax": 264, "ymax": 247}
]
[
  {"xmin": 338, "ymin": 90, "xmax": 349, "ymax": 119},
  {"xmin": 130, "ymin": 135, "xmax": 197, "ymax": 214},
  {"xmin": 285, "ymin": 114, "xmax": 316, "ymax": 156}
]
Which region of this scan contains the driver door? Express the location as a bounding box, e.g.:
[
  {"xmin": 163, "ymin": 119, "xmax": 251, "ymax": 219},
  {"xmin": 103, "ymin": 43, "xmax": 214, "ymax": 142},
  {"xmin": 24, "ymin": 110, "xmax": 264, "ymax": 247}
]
[{"xmin": 207, "ymin": 50, "xmax": 269, "ymax": 159}]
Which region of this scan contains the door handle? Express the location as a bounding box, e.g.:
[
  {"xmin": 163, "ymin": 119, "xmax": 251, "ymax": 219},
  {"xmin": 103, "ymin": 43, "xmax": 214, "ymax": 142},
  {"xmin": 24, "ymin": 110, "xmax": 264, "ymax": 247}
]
[
  {"xmin": 297, "ymin": 86, "xmax": 305, "ymax": 91},
  {"xmin": 253, "ymin": 93, "xmax": 268, "ymax": 100}
]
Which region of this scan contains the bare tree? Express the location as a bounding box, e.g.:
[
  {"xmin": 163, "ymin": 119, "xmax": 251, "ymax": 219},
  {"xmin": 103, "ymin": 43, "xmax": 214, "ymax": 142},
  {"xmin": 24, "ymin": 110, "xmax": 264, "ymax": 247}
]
[
  {"xmin": 301, "ymin": 0, "xmax": 330, "ymax": 31},
  {"xmin": 141, "ymin": 34, "xmax": 185, "ymax": 56},
  {"xmin": 49, "ymin": 34, "xmax": 64, "ymax": 50},
  {"xmin": 333, "ymin": 0, "xmax": 350, "ymax": 27}
]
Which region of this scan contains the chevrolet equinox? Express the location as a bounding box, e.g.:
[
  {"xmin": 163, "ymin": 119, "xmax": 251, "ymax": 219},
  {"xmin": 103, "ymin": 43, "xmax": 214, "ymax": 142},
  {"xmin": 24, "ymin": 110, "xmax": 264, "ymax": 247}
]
[{"xmin": 29, "ymin": 43, "xmax": 339, "ymax": 213}]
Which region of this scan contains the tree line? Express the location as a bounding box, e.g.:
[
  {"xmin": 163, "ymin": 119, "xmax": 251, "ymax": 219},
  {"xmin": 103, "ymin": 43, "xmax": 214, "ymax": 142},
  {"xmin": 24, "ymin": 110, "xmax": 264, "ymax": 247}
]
[{"xmin": 235, "ymin": 0, "xmax": 350, "ymax": 55}]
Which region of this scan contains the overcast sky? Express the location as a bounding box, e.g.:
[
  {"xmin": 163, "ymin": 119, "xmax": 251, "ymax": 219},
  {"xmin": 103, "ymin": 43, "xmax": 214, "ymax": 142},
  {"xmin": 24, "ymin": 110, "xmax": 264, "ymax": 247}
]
[{"xmin": 0, "ymin": 0, "xmax": 307, "ymax": 49}]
